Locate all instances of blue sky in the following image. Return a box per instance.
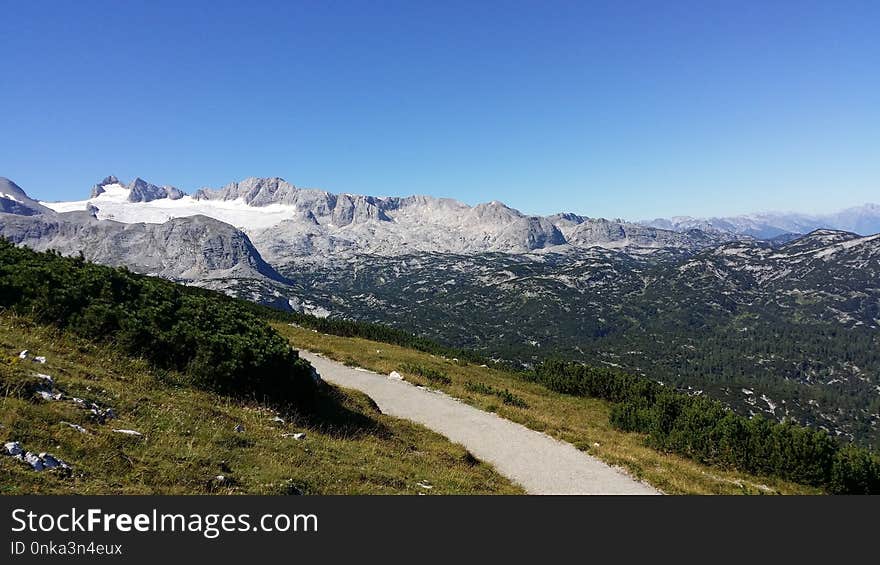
[1,1,877,219]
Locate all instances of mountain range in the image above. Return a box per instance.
[2,174,879,447]
[642,205,880,239]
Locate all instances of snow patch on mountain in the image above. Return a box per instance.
[41,176,721,264]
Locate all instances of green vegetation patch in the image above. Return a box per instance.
[0,316,522,494]
[400,363,452,385]
[464,382,528,409]
[529,360,880,494]
[0,240,315,406]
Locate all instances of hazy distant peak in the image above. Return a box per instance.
[642,204,880,238]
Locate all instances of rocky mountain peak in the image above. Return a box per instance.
[469,201,524,224]
[90,175,122,198]
[126,177,185,202]
[194,177,299,206]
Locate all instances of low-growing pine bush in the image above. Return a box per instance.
[532,357,880,493]
[0,239,316,406]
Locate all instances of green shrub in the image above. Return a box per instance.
[829,446,880,495]
[464,382,528,408]
[400,363,452,385]
[532,358,880,493]
[0,239,315,405]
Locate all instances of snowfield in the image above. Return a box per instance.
[43,182,299,231]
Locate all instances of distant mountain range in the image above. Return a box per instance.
[38,176,737,264]
[2,174,879,447]
[642,204,880,239]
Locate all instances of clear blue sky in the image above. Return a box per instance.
[1,0,877,219]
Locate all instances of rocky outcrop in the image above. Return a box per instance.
[127,177,184,202]
[90,176,121,198]
[563,217,717,249]
[0,211,286,283]
[194,177,303,205]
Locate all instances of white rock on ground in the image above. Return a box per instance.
[22,452,44,471]
[112,429,143,437]
[388,371,404,381]
[35,373,54,386]
[39,453,69,470]
[61,422,89,434]
[88,405,116,423]
[4,441,23,456]
[4,446,71,472]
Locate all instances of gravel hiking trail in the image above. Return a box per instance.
[301,351,659,495]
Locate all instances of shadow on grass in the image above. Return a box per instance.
[278,384,390,440]
[156,367,389,440]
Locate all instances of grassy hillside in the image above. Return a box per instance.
[0,241,315,405]
[273,322,822,495]
[0,315,521,494]
[0,242,519,494]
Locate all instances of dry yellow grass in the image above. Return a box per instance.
[0,315,522,495]
[274,322,821,495]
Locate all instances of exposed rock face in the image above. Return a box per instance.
[330,194,391,226]
[90,176,121,198]
[0,211,285,283]
[551,215,726,249]
[36,175,726,264]
[0,177,53,216]
[191,177,595,259]
[127,177,184,202]
[90,176,183,202]
[495,216,566,249]
[195,177,306,206]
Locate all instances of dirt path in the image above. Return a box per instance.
[302,352,659,495]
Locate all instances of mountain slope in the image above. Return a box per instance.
[274,230,880,447]
[0,177,53,216]
[1,178,296,308]
[0,211,286,283]
[0,315,519,494]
